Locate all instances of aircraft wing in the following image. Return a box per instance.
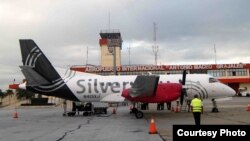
[128,75,159,98]
[100,93,125,103]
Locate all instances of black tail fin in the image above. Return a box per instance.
[19,39,61,85]
[19,39,79,101]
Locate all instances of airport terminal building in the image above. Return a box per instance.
[71,30,250,94]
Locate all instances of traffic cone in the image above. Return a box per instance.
[171,106,175,112]
[175,106,179,113]
[112,108,116,114]
[247,104,250,111]
[149,117,158,134]
[13,110,18,119]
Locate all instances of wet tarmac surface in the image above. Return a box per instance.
[0,96,249,141]
[144,96,250,141]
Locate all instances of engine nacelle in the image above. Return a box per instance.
[122,83,182,103]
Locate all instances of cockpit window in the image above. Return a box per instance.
[209,77,219,83]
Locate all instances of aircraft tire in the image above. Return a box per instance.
[131,108,138,114]
[212,107,219,113]
[135,111,144,119]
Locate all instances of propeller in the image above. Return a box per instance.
[180,70,187,105]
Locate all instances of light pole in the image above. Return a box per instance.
[113,46,117,75]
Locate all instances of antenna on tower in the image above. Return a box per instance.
[128,45,131,65]
[214,43,217,64]
[86,46,88,65]
[108,11,111,31]
[152,22,159,65]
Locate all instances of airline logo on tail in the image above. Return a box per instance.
[24,46,41,67]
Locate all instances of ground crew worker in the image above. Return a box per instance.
[186,99,191,112]
[75,101,82,115]
[190,94,203,125]
[166,102,171,110]
[63,99,67,116]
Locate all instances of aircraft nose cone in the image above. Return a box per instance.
[228,87,236,96]
[222,84,236,97]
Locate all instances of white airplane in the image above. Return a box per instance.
[11,39,236,118]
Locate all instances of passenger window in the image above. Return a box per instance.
[209,78,219,83]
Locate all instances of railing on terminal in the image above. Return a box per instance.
[100,29,120,34]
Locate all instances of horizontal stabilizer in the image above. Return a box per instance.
[20,66,50,86]
[129,75,159,98]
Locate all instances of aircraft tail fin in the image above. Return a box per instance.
[18,39,79,101]
[19,39,61,85]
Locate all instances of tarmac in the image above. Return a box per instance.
[143,96,250,141]
[0,96,249,141]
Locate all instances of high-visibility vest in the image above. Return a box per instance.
[191,98,202,112]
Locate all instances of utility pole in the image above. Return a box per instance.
[214,43,217,64]
[108,11,111,31]
[113,46,117,75]
[86,46,88,65]
[152,22,159,65]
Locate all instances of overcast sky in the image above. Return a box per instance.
[1,0,250,91]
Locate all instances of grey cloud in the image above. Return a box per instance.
[1,0,250,90]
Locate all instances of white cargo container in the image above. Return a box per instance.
[92,102,109,114]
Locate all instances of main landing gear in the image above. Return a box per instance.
[130,103,145,119]
[130,107,144,119]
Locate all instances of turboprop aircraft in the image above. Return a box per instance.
[10,39,236,118]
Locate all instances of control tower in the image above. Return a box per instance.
[99,29,122,67]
